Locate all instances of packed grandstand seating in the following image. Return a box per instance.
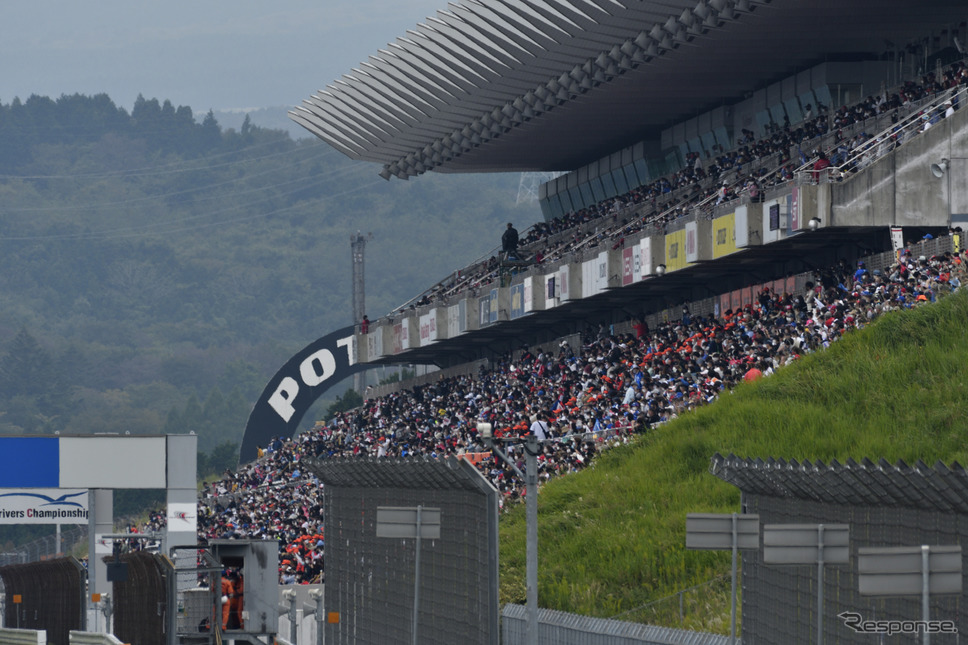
[125,58,968,584]
[183,238,967,584]
[395,59,968,313]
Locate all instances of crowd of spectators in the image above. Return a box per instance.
[189,237,967,584]
[396,60,967,313]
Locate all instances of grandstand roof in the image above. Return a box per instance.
[291,0,967,180]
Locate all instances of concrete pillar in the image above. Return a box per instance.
[165,434,198,555]
[87,488,113,632]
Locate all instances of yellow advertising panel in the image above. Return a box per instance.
[664,229,690,272]
[712,212,738,259]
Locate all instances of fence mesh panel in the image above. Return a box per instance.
[0,556,85,643]
[309,456,499,645]
[742,496,966,644]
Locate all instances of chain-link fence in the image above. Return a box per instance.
[0,525,87,567]
[172,547,221,645]
[609,575,733,634]
[0,556,86,641]
[110,550,172,645]
[308,456,500,645]
[742,496,966,645]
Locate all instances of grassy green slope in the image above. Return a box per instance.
[499,289,968,632]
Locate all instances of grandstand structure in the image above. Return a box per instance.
[291,0,967,369]
[261,1,968,642]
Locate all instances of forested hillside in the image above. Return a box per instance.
[0,93,533,470]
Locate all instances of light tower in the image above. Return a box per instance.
[350,231,372,394]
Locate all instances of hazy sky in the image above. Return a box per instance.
[4,0,446,114]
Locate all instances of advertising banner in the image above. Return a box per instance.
[510,283,525,319]
[478,294,491,327]
[0,489,88,524]
[640,237,653,279]
[419,312,437,346]
[712,212,738,259]
[622,247,634,286]
[685,221,698,263]
[241,325,364,463]
[596,251,609,292]
[447,304,461,338]
[735,205,749,248]
[366,329,383,361]
[558,265,571,301]
[545,274,557,308]
[665,229,689,272]
[582,257,598,298]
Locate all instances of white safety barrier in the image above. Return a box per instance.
[0,628,46,645]
[68,632,124,645]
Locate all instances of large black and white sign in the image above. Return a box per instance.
[240,326,366,463]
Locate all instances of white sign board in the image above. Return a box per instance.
[0,489,89,524]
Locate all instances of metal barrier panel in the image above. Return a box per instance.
[501,604,732,645]
[310,457,499,645]
[0,557,85,642]
[170,546,220,645]
[110,551,171,645]
[742,496,967,644]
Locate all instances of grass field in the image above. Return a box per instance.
[498,288,968,632]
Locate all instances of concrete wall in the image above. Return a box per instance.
[831,101,968,228]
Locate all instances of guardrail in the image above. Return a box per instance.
[68,632,124,645]
[0,628,46,645]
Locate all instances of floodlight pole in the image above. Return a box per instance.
[922,545,930,645]
[413,505,424,645]
[817,524,825,645]
[524,435,539,645]
[480,424,539,645]
[730,514,738,645]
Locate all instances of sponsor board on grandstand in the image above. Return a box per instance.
[558,265,572,301]
[665,229,690,272]
[735,205,750,248]
[582,257,598,298]
[478,294,491,327]
[597,251,610,291]
[685,222,699,263]
[510,283,525,319]
[0,489,88,524]
[419,311,438,346]
[640,237,654,278]
[447,303,463,337]
[366,327,383,361]
[393,319,411,354]
[712,212,738,259]
[545,273,558,308]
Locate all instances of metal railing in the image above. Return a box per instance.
[795,85,967,185]
[502,604,732,645]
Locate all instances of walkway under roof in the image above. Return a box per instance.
[290,0,968,180]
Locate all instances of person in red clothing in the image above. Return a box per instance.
[812,151,831,181]
[360,315,369,334]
